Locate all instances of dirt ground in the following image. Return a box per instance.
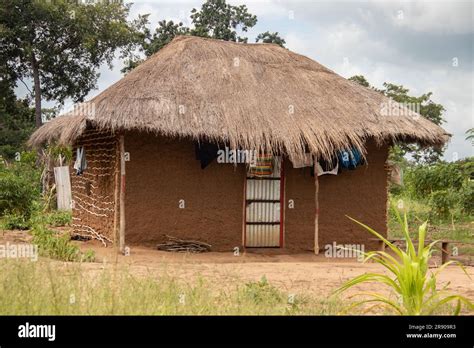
[2,230,473,302]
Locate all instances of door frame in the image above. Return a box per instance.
[242,159,285,248]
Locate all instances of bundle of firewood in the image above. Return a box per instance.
[157,235,211,253]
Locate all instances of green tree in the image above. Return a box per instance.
[348,75,370,88]
[190,0,257,42]
[0,76,35,160]
[124,0,285,72]
[255,31,286,47]
[121,20,188,74]
[0,0,147,128]
[350,75,445,164]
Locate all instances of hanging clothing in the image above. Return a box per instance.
[249,154,273,177]
[195,142,219,169]
[73,146,87,175]
[291,153,313,169]
[316,157,339,176]
[338,147,363,170]
[272,156,282,176]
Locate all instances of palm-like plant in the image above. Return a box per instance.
[334,211,473,315]
[466,128,474,145]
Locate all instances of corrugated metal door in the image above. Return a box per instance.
[245,157,283,247]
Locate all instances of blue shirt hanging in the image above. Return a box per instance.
[338,147,363,170]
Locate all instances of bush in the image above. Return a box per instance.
[1,213,31,230]
[31,224,95,262]
[428,189,460,220]
[38,210,72,227]
[0,152,41,227]
[459,181,474,215]
[398,158,474,222]
[404,162,464,198]
[243,276,283,305]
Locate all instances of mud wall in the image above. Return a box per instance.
[284,140,389,252]
[124,133,245,251]
[283,161,316,251]
[318,140,389,251]
[71,129,118,245]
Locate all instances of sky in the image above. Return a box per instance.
[21,0,474,160]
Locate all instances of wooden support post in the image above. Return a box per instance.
[314,157,319,254]
[441,241,450,265]
[113,137,120,248]
[119,135,126,253]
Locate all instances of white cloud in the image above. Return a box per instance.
[374,0,473,34]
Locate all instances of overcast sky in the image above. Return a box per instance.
[29,0,474,160]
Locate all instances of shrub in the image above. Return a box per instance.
[1,213,31,230]
[0,152,41,227]
[334,212,473,315]
[41,210,72,227]
[243,276,283,305]
[398,158,474,222]
[405,162,464,198]
[31,224,95,262]
[428,189,460,220]
[459,181,474,215]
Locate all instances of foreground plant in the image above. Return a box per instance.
[334,212,473,315]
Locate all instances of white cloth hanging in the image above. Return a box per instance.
[73,147,87,175]
[316,162,338,176]
[291,153,313,168]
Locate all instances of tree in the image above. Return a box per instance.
[190,0,257,42]
[121,20,188,74]
[0,78,34,160]
[0,0,147,128]
[124,0,285,72]
[349,75,446,164]
[255,31,286,47]
[348,75,370,88]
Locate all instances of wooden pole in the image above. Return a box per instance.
[314,157,319,254]
[119,135,126,253]
[113,136,120,250]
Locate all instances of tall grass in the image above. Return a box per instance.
[0,260,344,315]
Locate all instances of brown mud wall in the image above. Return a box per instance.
[124,133,245,251]
[285,140,389,252]
[283,160,316,251]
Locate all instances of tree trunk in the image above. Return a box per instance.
[31,54,42,128]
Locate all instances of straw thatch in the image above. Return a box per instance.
[29,35,448,161]
[28,114,88,147]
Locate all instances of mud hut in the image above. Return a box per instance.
[29,35,448,253]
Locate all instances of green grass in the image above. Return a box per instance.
[1,209,72,230]
[0,259,345,315]
[31,224,95,262]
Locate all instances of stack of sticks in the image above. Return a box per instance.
[157,235,212,253]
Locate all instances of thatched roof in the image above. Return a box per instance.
[29,35,448,161]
